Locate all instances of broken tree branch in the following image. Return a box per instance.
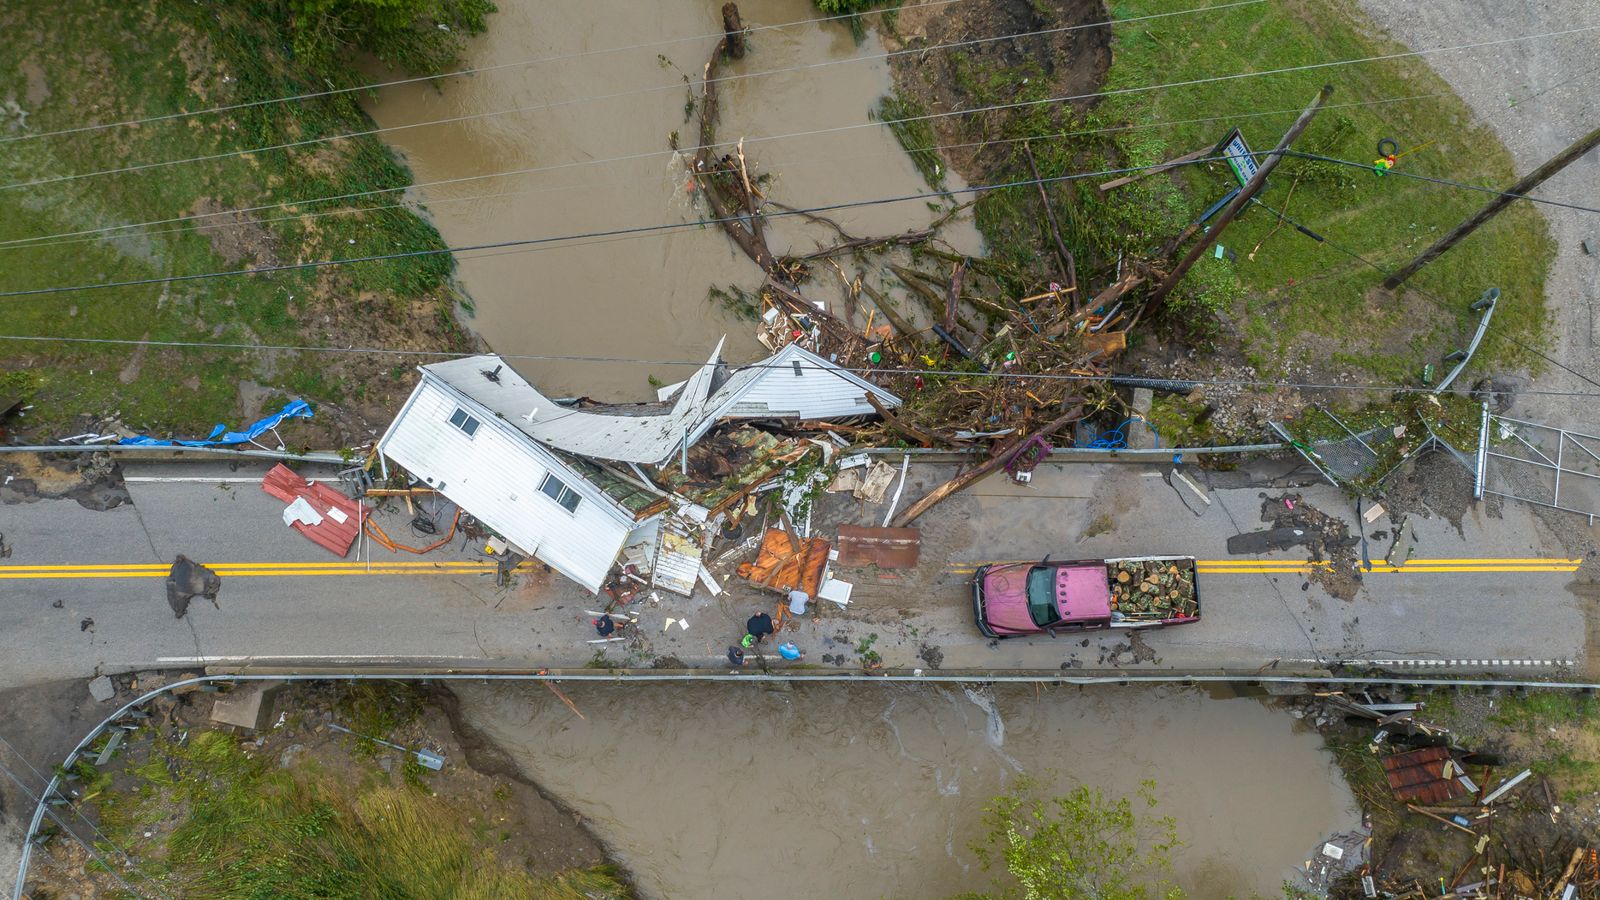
[1023,141,1076,296]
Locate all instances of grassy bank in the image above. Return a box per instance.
[50,682,630,899]
[0,1,489,444]
[883,0,1552,395]
[1098,0,1551,381]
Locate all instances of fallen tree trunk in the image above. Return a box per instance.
[891,403,1084,527]
[690,8,775,271]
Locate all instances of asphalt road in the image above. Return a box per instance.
[0,457,1588,689]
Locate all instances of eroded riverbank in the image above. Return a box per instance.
[452,681,1360,898]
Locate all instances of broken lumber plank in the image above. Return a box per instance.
[1097,146,1210,192]
[1405,804,1476,836]
[891,403,1083,527]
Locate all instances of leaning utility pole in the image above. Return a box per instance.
[1383,123,1600,289]
[1147,85,1334,308]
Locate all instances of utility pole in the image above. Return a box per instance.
[1147,85,1334,308]
[1383,123,1600,289]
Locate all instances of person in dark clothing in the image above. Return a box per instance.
[745,612,774,645]
[727,646,746,667]
[594,614,625,638]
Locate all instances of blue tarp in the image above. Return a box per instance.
[119,399,313,448]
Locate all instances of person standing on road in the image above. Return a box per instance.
[778,642,803,661]
[744,611,774,646]
[786,589,809,616]
[594,614,625,638]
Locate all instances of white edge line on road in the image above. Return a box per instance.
[155,654,488,663]
[123,476,342,483]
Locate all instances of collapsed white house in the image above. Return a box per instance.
[377,341,901,592]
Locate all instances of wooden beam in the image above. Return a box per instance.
[1097,145,1211,192]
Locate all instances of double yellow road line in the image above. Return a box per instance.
[1,558,1581,581]
[0,560,509,580]
[946,558,1581,576]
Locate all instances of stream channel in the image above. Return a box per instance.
[367,2,1359,895]
[363,0,981,399]
[455,682,1359,898]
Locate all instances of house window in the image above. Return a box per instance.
[539,473,582,513]
[448,407,480,437]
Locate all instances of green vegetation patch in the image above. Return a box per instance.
[0,0,488,439]
[95,725,626,899]
[1099,0,1552,378]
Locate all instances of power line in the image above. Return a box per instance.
[7,332,1595,397]
[0,88,1457,254]
[9,15,1597,244]
[0,1,1265,193]
[1,157,1199,296]
[0,0,977,145]
[1280,150,1600,215]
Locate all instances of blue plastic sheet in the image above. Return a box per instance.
[119,400,313,448]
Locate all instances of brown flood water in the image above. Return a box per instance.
[364,0,981,398]
[454,683,1359,898]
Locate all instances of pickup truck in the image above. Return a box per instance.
[972,556,1200,638]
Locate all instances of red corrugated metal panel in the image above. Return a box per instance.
[1381,746,1469,804]
[260,464,369,557]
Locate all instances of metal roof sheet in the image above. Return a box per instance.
[420,340,727,465]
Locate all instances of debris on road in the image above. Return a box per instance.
[166,554,221,619]
[260,463,368,557]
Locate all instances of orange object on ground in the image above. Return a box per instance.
[260,464,370,557]
[736,528,830,596]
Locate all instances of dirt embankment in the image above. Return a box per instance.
[883,0,1112,183]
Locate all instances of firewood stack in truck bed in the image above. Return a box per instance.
[1109,559,1197,619]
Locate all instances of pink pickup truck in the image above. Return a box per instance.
[972,556,1201,638]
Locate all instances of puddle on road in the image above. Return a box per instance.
[454,682,1358,898]
[363,0,980,399]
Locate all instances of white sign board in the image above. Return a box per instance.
[1221,129,1258,187]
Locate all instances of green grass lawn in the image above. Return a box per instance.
[0,1,469,440]
[1099,0,1552,380]
[91,727,628,899]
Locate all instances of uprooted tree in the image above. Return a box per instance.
[954,778,1186,900]
[678,6,1109,470]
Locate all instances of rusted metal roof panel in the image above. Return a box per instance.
[835,525,921,568]
[737,528,830,596]
[1381,746,1469,804]
[260,464,369,557]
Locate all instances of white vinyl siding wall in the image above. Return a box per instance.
[377,377,633,593]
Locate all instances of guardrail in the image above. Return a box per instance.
[15,669,1600,897]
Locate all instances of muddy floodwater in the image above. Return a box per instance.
[455,683,1359,897]
[365,0,980,397]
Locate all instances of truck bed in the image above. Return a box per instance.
[1105,556,1200,626]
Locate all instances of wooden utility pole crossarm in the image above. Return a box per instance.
[1146,85,1334,308]
[1383,123,1600,289]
